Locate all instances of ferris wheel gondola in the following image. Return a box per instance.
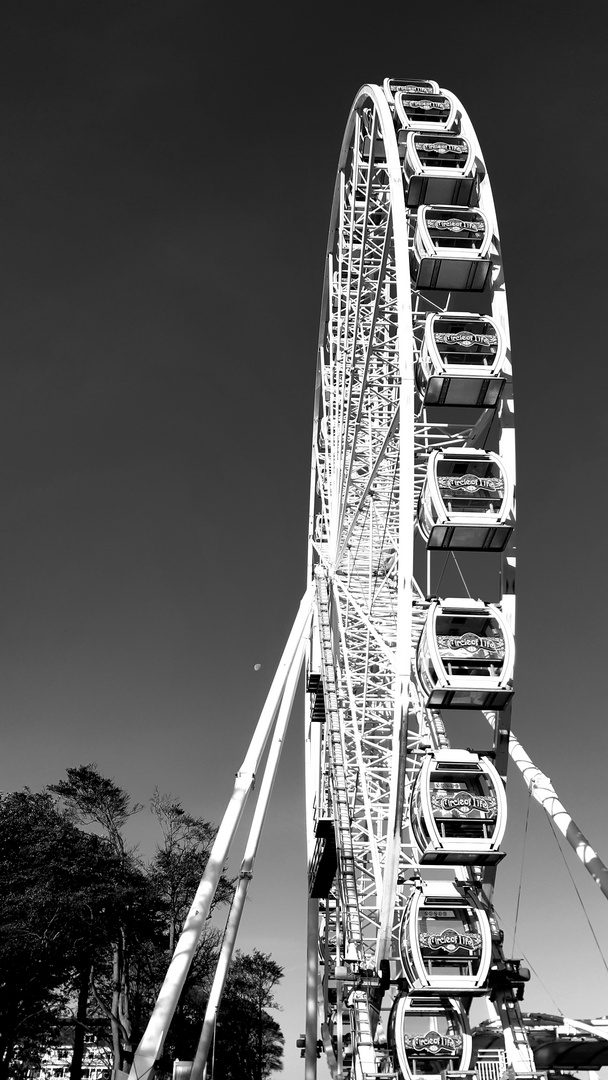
[409,748,507,867]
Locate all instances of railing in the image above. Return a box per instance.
[476,1048,507,1080]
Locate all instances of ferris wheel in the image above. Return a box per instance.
[304,77,527,1080]
[126,79,608,1080]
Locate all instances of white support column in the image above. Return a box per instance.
[315,570,377,1078]
[490,718,608,901]
[305,898,319,1080]
[128,586,315,1080]
[190,637,307,1080]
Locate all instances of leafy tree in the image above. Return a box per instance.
[49,765,154,1073]
[49,763,141,857]
[47,772,234,1073]
[149,791,233,953]
[0,792,122,1080]
[1,772,284,1080]
[213,950,284,1080]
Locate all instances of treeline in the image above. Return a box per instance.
[0,766,284,1080]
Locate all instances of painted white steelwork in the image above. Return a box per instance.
[305,77,530,1080]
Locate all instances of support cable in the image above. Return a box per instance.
[511,788,532,955]
[546,814,608,980]
[451,552,472,599]
[496,912,564,1016]
[434,552,451,597]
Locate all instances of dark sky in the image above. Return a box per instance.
[1,1,608,1074]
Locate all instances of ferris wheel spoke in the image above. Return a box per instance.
[337,229,394,542]
[333,574,397,670]
[336,187,396,548]
[334,607,387,895]
[337,408,400,567]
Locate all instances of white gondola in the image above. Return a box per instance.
[383,77,441,103]
[400,880,491,994]
[410,749,507,866]
[388,993,472,1080]
[416,599,514,709]
[418,449,513,552]
[418,312,505,408]
[412,206,492,292]
[403,132,477,208]
[394,88,458,133]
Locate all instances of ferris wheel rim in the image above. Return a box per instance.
[311,82,415,588]
[316,82,413,375]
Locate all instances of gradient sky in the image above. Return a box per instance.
[1,2,608,1076]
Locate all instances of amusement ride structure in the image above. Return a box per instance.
[127,80,608,1080]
